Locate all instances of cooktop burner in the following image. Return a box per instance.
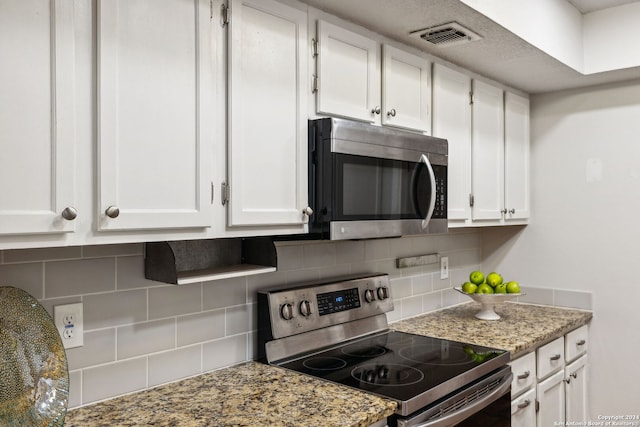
[279,330,507,409]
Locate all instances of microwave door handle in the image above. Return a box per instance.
[420,154,437,229]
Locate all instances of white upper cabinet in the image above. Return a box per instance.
[226,0,308,229]
[504,92,531,221]
[316,20,380,124]
[0,0,77,235]
[97,0,214,231]
[471,80,505,221]
[315,21,430,133]
[432,63,472,222]
[382,44,431,133]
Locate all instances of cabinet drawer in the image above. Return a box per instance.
[509,352,536,398]
[537,336,565,379]
[565,324,589,363]
[511,388,536,427]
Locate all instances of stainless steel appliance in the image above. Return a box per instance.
[308,118,448,240]
[257,273,512,427]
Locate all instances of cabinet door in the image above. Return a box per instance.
[97,0,214,231]
[227,0,308,227]
[381,44,430,133]
[316,20,380,123]
[432,64,472,222]
[565,355,589,424]
[504,92,530,221]
[511,388,536,427]
[0,0,76,235]
[471,80,504,221]
[537,370,565,427]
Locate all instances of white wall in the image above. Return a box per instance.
[483,79,640,417]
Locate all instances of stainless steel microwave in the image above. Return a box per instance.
[308,118,448,240]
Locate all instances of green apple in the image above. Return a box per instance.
[461,282,478,294]
[469,271,485,285]
[486,272,503,287]
[506,281,521,294]
[494,283,507,294]
[477,283,494,294]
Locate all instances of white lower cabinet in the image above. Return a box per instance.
[565,355,589,424]
[537,369,566,427]
[508,325,589,427]
[511,388,536,427]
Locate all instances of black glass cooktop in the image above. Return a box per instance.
[278,330,509,414]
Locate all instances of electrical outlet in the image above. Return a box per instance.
[440,256,449,279]
[54,302,84,349]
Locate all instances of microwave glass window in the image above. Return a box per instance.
[335,154,431,220]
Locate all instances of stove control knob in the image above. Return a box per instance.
[364,288,376,303]
[377,286,389,300]
[299,300,312,317]
[280,303,294,320]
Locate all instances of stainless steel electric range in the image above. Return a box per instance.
[257,273,512,427]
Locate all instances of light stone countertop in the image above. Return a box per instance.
[391,301,593,360]
[64,361,397,427]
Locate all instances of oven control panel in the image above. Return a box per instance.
[259,273,393,339]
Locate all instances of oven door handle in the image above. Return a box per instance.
[419,154,436,230]
[411,372,512,427]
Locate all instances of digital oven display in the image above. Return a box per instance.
[316,288,361,316]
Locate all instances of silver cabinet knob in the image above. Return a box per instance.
[371,106,381,115]
[509,208,516,214]
[387,108,397,117]
[501,208,508,214]
[61,207,78,221]
[105,206,120,218]
[302,206,313,216]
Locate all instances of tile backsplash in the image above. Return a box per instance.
[0,231,591,408]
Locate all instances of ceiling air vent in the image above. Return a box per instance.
[410,22,482,48]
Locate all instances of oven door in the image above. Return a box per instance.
[392,366,512,427]
[327,140,446,240]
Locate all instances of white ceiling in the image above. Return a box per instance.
[299,0,640,94]
[568,0,638,13]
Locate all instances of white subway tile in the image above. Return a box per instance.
[334,240,366,263]
[4,246,81,263]
[117,318,175,360]
[0,262,43,298]
[117,255,164,290]
[412,274,433,295]
[202,277,246,310]
[66,328,116,370]
[364,239,391,261]
[83,289,147,330]
[226,305,251,336]
[45,258,115,298]
[423,291,443,313]
[148,345,202,387]
[303,242,336,268]
[67,370,82,409]
[177,309,225,347]
[401,296,423,318]
[203,335,247,371]
[149,283,202,319]
[82,358,147,404]
[442,288,462,307]
[390,277,412,299]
